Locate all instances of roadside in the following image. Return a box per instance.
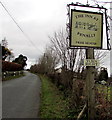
[2,71,25,81]
[39,74,69,118]
[3,74,25,81]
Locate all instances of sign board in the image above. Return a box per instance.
[70,10,103,48]
[84,59,99,66]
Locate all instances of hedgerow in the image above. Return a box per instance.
[1,60,22,72]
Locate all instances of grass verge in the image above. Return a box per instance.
[3,74,25,81]
[39,74,69,118]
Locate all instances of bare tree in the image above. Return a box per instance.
[36,46,59,74]
[94,50,109,66]
[49,29,83,73]
[48,29,86,90]
[49,30,68,69]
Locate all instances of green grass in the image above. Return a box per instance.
[3,74,25,81]
[39,75,69,118]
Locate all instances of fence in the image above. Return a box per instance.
[2,71,24,80]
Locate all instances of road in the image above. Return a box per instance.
[2,71,41,118]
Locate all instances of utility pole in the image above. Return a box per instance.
[86,48,95,120]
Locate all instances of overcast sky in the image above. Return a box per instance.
[0,0,111,71]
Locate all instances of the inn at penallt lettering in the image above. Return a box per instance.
[75,14,98,46]
[71,10,103,48]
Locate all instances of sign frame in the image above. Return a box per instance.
[70,10,103,49]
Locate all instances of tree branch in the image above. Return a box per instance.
[77,104,87,120]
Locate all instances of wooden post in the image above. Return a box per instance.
[86,48,95,120]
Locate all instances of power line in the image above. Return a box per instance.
[0,1,43,54]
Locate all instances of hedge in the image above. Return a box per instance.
[1,60,23,72]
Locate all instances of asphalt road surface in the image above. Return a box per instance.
[2,71,41,118]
